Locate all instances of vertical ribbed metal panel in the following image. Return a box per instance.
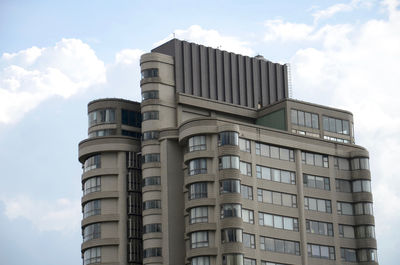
[208,48,217,100]
[276,64,284,100]
[175,41,184,93]
[283,64,288,99]
[200,46,209,98]
[252,59,260,106]
[238,55,246,106]
[216,50,224,101]
[223,51,231,103]
[260,60,269,107]
[192,44,201,96]
[268,61,277,104]
[183,42,192,94]
[245,56,253,108]
[231,53,239,105]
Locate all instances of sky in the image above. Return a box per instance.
[0,0,399,264]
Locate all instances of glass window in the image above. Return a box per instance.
[219,131,239,146]
[219,156,240,169]
[323,115,350,135]
[334,157,350,170]
[308,244,335,260]
[306,220,333,236]
[256,165,295,185]
[242,209,254,224]
[83,155,101,173]
[83,200,101,218]
[142,111,159,121]
[83,176,101,195]
[143,247,162,258]
[336,179,352,192]
[189,135,206,152]
[191,231,209,248]
[142,90,159,100]
[241,185,253,200]
[88,129,117,138]
[355,225,376,239]
[337,202,354,215]
[88,109,115,127]
[304,197,331,213]
[221,228,242,243]
[258,188,296,208]
[242,233,255,249]
[292,109,319,129]
[83,247,101,265]
[83,223,101,242]
[190,207,208,224]
[240,161,252,176]
[143,200,161,210]
[244,258,256,265]
[142,130,159,140]
[222,254,244,265]
[239,138,251,152]
[341,248,357,262]
[339,224,355,238]
[304,174,330,190]
[255,143,294,161]
[221,204,242,219]
[142,153,160,163]
[302,152,328,167]
[141,68,158,79]
[259,212,298,231]
[220,179,241,194]
[189,183,208,200]
[121,109,142,127]
[192,257,210,265]
[260,236,300,255]
[143,176,161,187]
[143,223,162,234]
[189,158,207,175]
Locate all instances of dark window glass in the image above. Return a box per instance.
[143,176,161,186]
[122,109,142,127]
[143,247,162,258]
[189,159,207,175]
[142,90,159,100]
[219,131,239,146]
[142,153,160,163]
[141,68,158,79]
[143,223,161,234]
[142,131,159,140]
[142,111,159,121]
[189,183,208,200]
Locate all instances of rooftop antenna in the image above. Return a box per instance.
[173,32,176,39]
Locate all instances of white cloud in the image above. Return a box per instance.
[264,19,314,42]
[0,38,106,124]
[115,49,144,65]
[155,25,254,56]
[289,0,400,257]
[0,195,81,233]
[311,0,375,23]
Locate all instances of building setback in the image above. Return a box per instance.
[78,39,378,265]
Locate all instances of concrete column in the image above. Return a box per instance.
[295,149,308,265]
[118,151,128,265]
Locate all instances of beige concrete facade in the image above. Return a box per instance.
[78,41,378,265]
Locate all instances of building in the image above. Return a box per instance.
[78,39,378,265]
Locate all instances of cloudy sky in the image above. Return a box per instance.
[0,0,399,264]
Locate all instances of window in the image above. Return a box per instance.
[191,231,208,248]
[83,177,101,195]
[128,170,141,191]
[357,249,378,262]
[351,157,370,170]
[240,161,252,176]
[88,129,116,138]
[121,109,142,127]
[219,131,239,146]
[255,143,294,161]
[190,207,208,224]
[189,135,206,152]
[222,254,243,265]
[143,176,161,187]
[83,155,101,172]
[143,247,162,258]
[334,157,350,170]
[354,202,373,215]
[142,90,159,100]
[291,109,319,129]
[304,197,332,213]
[324,135,350,143]
[260,236,300,255]
[303,174,330,190]
[323,116,350,135]
[341,248,357,262]
[261,262,287,265]
[141,68,158,79]
[192,256,210,265]
[128,218,142,239]
[128,193,141,215]
[239,138,251,152]
[142,153,160,163]
[241,185,253,200]
[83,200,101,218]
[83,223,101,242]
[221,203,241,218]
[243,233,256,248]
[242,209,254,224]
[352,180,372,192]
[219,156,240,169]
[220,179,240,194]
[308,244,335,260]
[143,223,161,234]
[142,131,159,140]
[257,188,297,208]
[256,165,296,184]
[336,179,352,192]
[121,130,141,138]
[259,212,299,231]
[244,258,256,265]
[189,159,207,175]
[306,220,333,236]
[143,200,161,210]
[355,225,376,239]
[88,109,115,127]
[189,183,207,200]
[221,228,242,243]
[339,224,355,238]
[83,247,101,265]
[301,152,328,167]
[142,111,159,121]
[337,202,354,215]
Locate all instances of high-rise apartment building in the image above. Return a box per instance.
[78,39,378,265]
